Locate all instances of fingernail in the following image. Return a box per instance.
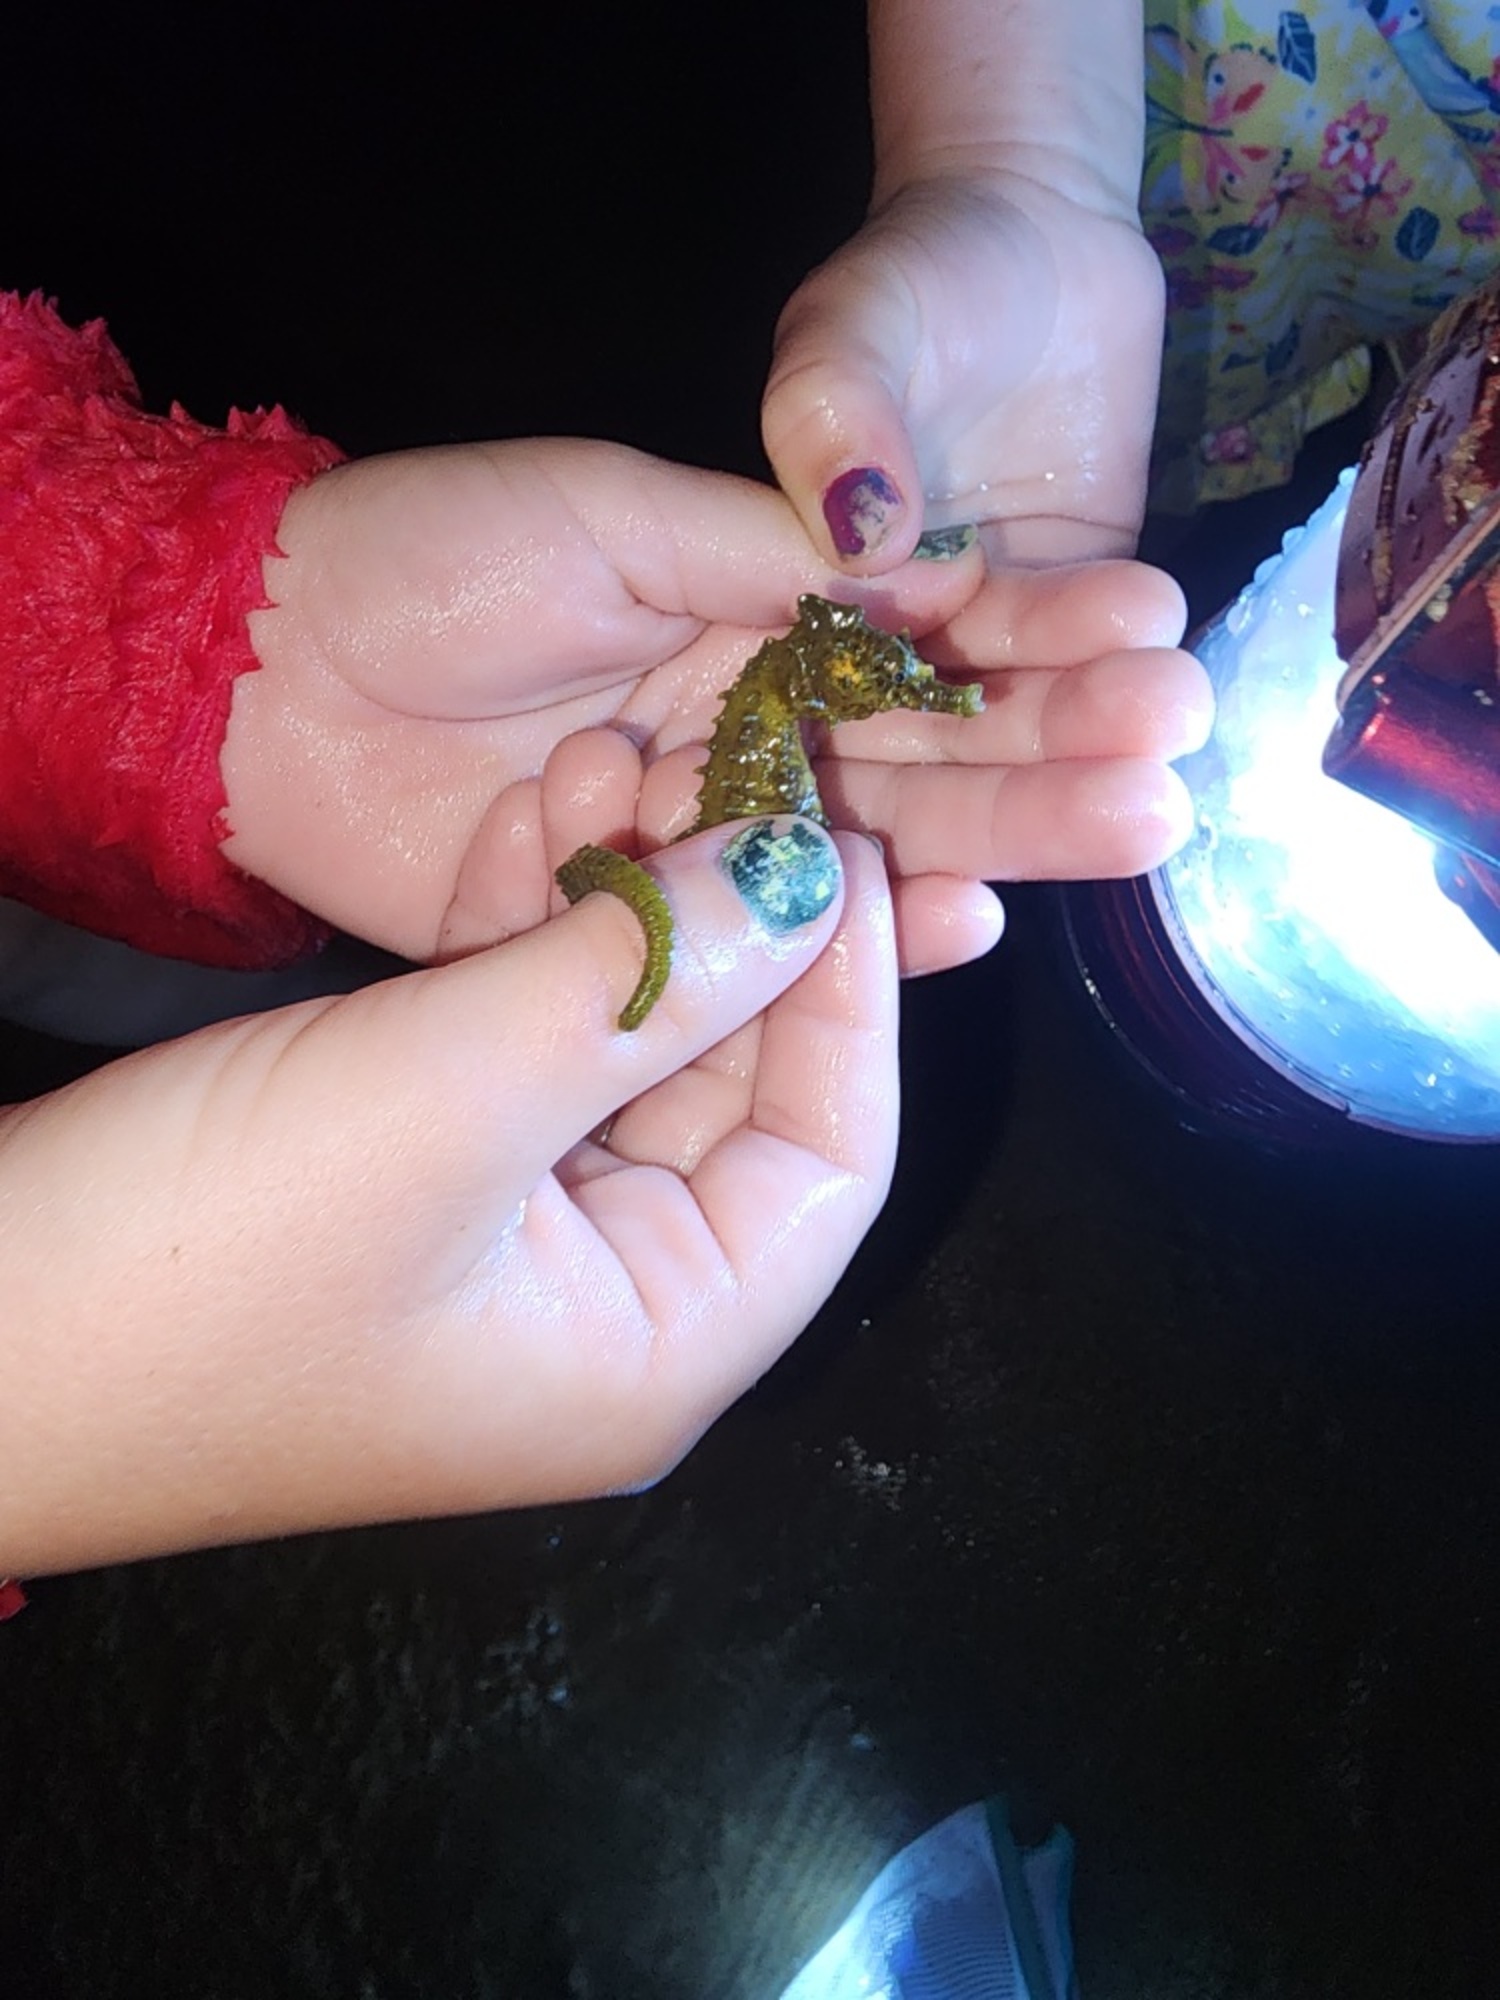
[822,467,903,559]
[722,818,840,933]
[913,523,978,562]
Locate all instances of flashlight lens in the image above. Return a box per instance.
[1152,472,1500,1143]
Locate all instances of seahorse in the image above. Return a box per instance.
[555,593,984,1028]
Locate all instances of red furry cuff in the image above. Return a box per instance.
[0,292,344,968]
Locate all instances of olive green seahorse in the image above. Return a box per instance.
[554,593,984,1029]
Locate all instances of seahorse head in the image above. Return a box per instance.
[790,595,983,721]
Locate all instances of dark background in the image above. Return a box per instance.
[5,9,1500,1997]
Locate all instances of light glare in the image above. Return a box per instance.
[1154,473,1500,1139]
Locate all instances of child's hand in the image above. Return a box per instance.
[761,169,1165,571]
[2,825,894,1573]
[223,438,1207,980]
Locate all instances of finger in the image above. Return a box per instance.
[827,645,1214,770]
[600,836,1007,984]
[890,874,1007,977]
[820,755,1196,882]
[591,1014,764,1180]
[762,282,927,571]
[437,729,646,960]
[538,726,649,868]
[434,775,546,958]
[632,639,1207,890]
[932,557,1190,667]
[636,743,712,848]
[569,445,979,626]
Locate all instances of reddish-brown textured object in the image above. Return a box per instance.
[0,1577,27,1621]
[1323,668,1500,866]
[1329,276,1500,923]
[1334,284,1500,692]
[0,292,343,967]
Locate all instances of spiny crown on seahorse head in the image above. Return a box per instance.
[768,593,982,721]
[691,594,985,829]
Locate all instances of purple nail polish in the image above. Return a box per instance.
[822,467,903,558]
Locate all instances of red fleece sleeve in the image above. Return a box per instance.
[0,291,344,968]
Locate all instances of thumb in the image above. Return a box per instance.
[400,816,852,1192]
[762,264,927,575]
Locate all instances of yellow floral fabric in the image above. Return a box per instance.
[1144,1,1500,509]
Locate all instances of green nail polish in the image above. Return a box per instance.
[913,523,978,562]
[722,818,839,934]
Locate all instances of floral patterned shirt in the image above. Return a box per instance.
[1145,0,1500,508]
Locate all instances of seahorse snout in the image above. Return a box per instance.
[896,672,985,718]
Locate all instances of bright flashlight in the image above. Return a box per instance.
[1149,469,1500,1142]
[1067,274,1500,1147]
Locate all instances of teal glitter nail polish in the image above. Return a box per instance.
[722,819,839,933]
[913,523,978,561]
